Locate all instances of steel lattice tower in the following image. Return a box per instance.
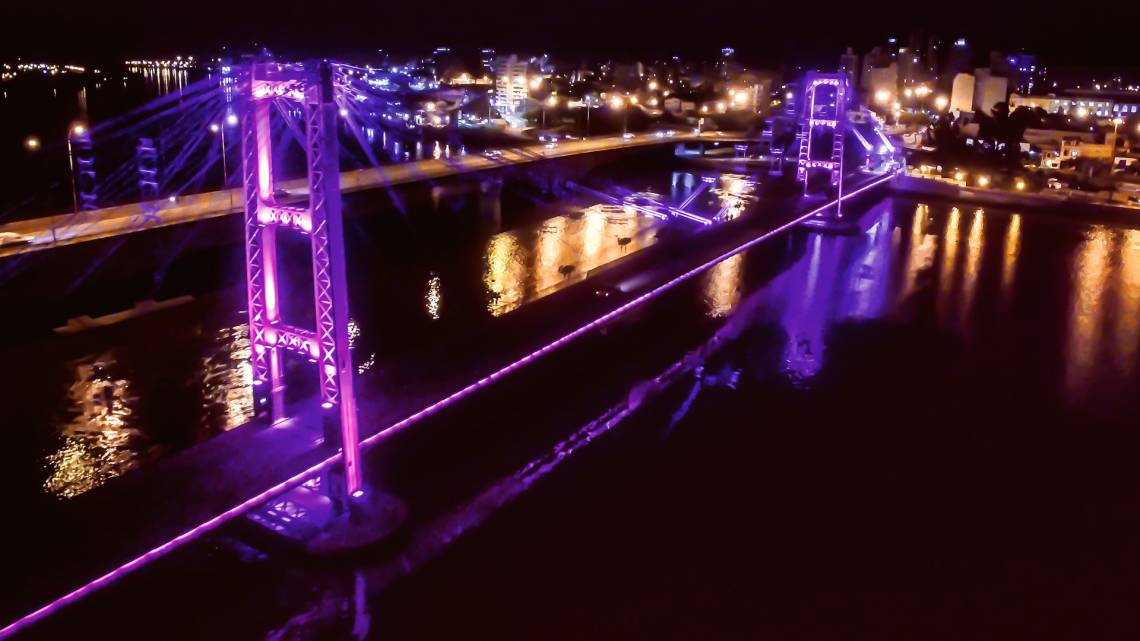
[241,61,363,493]
[795,73,849,191]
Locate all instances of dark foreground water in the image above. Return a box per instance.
[355,197,1140,640]
[15,193,1140,640]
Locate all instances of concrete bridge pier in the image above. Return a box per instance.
[541,170,567,198]
[479,175,503,231]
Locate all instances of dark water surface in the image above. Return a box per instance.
[13,191,1140,640]
[353,197,1140,640]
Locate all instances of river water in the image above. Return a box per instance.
[10,179,1140,639]
[338,195,1140,640]
[0,153,762,506]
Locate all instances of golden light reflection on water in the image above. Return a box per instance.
[484,232,527,316]
[958,209,985,329]
[710,174,756,221]
[1001,214,1021,301]
[200,324,254,433]
[130,66,189,95]
[425,275,443,320]
[44,355,143,499]
[703,252,745,317]
[1065,226,1111,402]
[1114,230,1140,379]
[937,207,962,325]
[899,204,936,304]
[483,204,659,316]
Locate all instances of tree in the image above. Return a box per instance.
[976,103,1043,165]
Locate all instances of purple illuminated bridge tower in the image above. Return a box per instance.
[796,71,854,230]
[241,62,363,493]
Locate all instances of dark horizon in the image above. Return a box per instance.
[1,0,1137,71]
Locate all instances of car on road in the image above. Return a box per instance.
[594,284,621,298]
[1047,178,1063,190]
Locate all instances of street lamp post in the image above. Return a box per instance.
[66,125,85,214]
[610,95,626,136]
[543,95,556,129]
[24,135,57,242]
[209,123,228,185]
[585,96,594,137]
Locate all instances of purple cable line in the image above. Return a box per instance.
[0,169,895,640]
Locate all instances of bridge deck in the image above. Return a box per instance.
[0,132,755,260]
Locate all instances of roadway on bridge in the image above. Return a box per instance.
[0,132,734,260]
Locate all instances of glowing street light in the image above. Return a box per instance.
[874,89,891,104]
[648,80,658,91]
[1075,106,1088,118]
[209,122,229,184]
[934,95,949,111]
[225,113,239,127]
[977,175,990,187]
[66,123,89,213]
[1015,178,1026,191]
[24,136,40,151]
[583,95,597,136]
[542,95,557,128]
[609,96,630,135]
[529,76,542,90]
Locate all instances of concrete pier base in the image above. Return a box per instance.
[245,480,407,556]
[799,213,860,235]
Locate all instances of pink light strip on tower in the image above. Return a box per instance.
[0,170,896,641]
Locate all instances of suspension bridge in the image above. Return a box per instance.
[0,63,900,640]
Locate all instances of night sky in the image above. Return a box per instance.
[1,0,1136,69]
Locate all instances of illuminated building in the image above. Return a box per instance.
[494,54,530,127]
[897,46,924,85]
[950,72,975,113]
[991,51,1041,94]
[865,65,898,108]
[1009,90,1140,118]
[480,48,495,76]
[972,68,1008,114]
[1008,93,1067,113]
[840,47,860,88]
[945,38,973,81]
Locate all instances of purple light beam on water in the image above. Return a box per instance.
[0,170,895,640]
